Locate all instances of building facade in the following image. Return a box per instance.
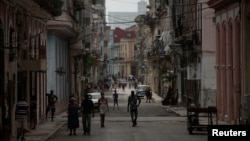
[0,0,55,139]
[208,0,242,124]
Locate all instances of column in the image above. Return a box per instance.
[215,25,222,119]
[220,23,227,121]
[233,17,241,123]
[226,21,233,123]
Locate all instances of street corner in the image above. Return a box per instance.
[151,97,163,104]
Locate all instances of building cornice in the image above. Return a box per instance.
[207,0,239,10]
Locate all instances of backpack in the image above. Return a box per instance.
[129,96,137,110]
[113,92,118,99]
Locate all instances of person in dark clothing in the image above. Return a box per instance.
[46,90,58,121]
[67,98,79,136]
[127,90,141,127]
[69,93,75,102]
[146,90,151,103]
[81,94,94,135]
[113,90,119,110]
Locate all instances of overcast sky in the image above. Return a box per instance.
[105,0,148,13]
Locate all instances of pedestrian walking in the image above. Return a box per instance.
[122,83,125,91]
[98,92,109,127]
[69,93,75,102]
[46,90,58,121]
[67,97,79,136]
[113,89,119,110]
[146,90,152,103]
[16,96,29,141]
[127,90,141,127]
[81,94,95,135]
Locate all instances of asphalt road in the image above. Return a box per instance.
[48,89,207,141]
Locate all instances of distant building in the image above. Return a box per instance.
[138,0,147,14]
[107,0,147,29]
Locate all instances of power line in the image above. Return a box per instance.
[17,3,211,26]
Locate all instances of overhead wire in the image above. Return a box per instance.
[105,2,209,24]
[17,3,211,26]
[106,4,210,25]
[107,0,139,4]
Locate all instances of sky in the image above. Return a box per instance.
[105,0,147,13]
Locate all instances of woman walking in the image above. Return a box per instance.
[67,98,79,135]
[98,92,109,127]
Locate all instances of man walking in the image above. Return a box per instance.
[81,94,95,135]
[16,97,29,141]
[46,90,58,121]
[127,90,141,127]
[113,89,119,110]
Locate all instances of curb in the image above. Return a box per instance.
[164,106,187,117]
[41,122,67,141]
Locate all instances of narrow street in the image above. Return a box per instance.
[48,88,207,141]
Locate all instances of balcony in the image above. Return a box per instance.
[32,0,63,16]
[74,0,85,11]
[47,23,78,39]
[146,38,170,60]
[147,47,167,60]
[21,59,46,71]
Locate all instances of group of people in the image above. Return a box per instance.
[67,89,142,135]
[16,88,142,138]
[66,91,109,136]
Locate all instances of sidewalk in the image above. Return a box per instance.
[18,112,68,141]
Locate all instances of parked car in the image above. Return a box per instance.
[135,85,152,98]
[87,92,101,112]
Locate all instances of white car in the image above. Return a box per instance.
[87,92,101,111]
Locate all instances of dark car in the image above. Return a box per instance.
[135,85,151,98]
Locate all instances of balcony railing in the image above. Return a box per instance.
[147,48,166,59]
